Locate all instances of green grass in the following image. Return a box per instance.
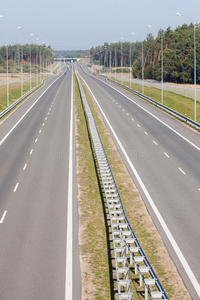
[0,74,48,113]
[113,78,200,124]
[74,75,111,299]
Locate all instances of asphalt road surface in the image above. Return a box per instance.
[0,68,81,300]
[77,64,200,299]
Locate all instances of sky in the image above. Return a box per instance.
[0,0,200,51]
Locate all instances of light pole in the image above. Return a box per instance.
[113,41,117,82]
[121,37,123,84]
[109,45,111,79]
[40,46,42,83]
[130,32,134,88]
[99,51,101,73]
[6,43,9,106]
[36,38,39,85]
[103,47,106,73]
[175,12,196,121]
[142,41,144,95]
[30,33,34,90]
[17,26,23,97]
[148,25,164,104]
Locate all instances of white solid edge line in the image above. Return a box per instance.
[65,70,73,300]
[0,75,62,147]
[80,72,200,297]
[0,211,7,224]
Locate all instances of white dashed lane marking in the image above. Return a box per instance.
[0,211,7,224]
[23,164,27,170]
[13,183,19,192]
[179,168,186,175]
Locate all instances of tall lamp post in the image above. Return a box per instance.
[36,37,39,85]
[113,41,117,81]
[99,51,101,73]
[148,25,164,105]
[109,45,111,79]
[175,12,196,122]
[142,41,144,95]
[30,33,34,90]
[6,42,9,106]
[130,32,134,88]
[17,26,23,97]
[120,37,124,84]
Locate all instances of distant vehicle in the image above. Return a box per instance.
[67,65,69,69]
[55,73,59,75]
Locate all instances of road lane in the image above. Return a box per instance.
[0,70,81,299]
[78,64,200,299]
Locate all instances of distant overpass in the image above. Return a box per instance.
[54,55,81,62]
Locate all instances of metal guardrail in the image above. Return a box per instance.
[76,71,169,300]
[106,78,200,130]
[0,76,52,119]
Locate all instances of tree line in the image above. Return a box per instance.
[54,50,89,58]
[90,23,200,84]
[0,44,54,73]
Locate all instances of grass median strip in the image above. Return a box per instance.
[74,75,111,299]
[75,74,191,299]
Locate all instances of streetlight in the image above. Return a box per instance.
[142,40,144,95]
[43,42,47,78]
[148,25,164,105]
[30,33,34,90]
[108,44,111,79]
[6,42,9,106]
[120,37,124,84]
[113,41,117,81]
[130,32,134,88]
[103,46,107,77]
[17,26,23,97]
[98,51,101,73]
[175,12,196,121]
[36,38,39,85]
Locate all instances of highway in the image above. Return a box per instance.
[0,69,81,299]
[77,64,200,299]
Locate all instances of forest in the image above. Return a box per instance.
[0,44,54,73]
[90,23,200,84]
[54,49,89,59]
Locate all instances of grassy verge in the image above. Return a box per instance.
[112,78,200,124]
[76,74,191,299]
[74,75,111,299]
[0,75,48,113]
